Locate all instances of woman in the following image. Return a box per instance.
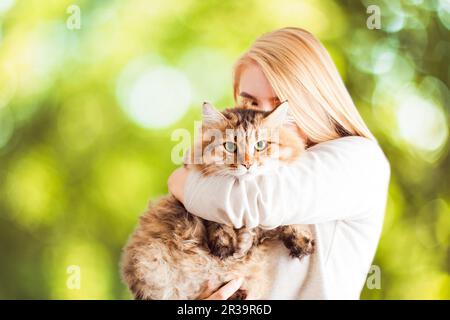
[168,27,390,299]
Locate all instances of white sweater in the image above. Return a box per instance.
[183,136,390,299]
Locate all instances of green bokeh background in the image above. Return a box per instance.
[0,0,449,299]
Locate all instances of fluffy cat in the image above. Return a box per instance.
[120,101,315,300]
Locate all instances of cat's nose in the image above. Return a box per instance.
[242,162,252,169]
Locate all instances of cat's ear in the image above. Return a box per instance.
[202,102,227,125]
[262,100,290,127]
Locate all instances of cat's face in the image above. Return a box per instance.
[189,102,304,178]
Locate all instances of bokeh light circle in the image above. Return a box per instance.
[117,64,191,129]
[0,0,15,14]
[395,88,448,152]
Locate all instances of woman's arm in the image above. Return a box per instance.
[169,136,390,229]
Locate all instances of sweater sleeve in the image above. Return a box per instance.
[183,136,390,229]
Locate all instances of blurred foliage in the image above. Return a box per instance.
[0,0,449,299]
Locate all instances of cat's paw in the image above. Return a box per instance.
[228,289,248,300]
[207,233,236,259]
[282,232,315,260]
[209,242,235,259]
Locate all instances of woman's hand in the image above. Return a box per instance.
[168,167,190,203]
[197,278,244,300]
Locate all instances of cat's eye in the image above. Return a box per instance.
[254,140,267,151]
[223,141,237,153]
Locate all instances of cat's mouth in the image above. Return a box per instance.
[231,164,259,178]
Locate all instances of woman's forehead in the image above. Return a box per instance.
[238,63,276,100]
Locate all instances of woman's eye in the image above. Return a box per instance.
[223,141,237,153]
[254,140,267,151]
[241,98,258,107]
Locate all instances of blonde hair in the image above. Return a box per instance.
[233,27,374,144]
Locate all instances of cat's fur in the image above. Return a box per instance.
[120,102,315,300]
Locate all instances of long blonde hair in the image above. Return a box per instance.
[233,27,374,144]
